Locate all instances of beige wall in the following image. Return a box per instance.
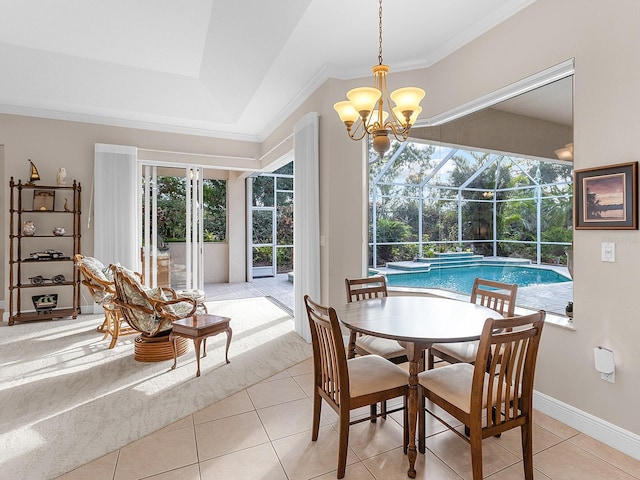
[412,108,573,160]
[1,0,638,441]
[1,114,259,307]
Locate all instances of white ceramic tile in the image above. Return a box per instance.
[272,425,359,480]
[113,425,197,480]
[426,428,520,480]
[195,410,270,461]
[199,443,288,480]
[257,397,327,440]
[569,434,640,478]
[193,390,255,424]
[363,447,462,480]
[246,376,307,409]
[56,451,118,480]
[535,441,638,480]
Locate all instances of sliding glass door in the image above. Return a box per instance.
[249,162,294,278]
[139,164,204,291]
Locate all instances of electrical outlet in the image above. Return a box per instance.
[601,371,615,383]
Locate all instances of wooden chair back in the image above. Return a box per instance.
[470,278,517,317]
[304,294,409,478]
[345,276,388,303]
[304,294,349,410]
[473,310,545,436]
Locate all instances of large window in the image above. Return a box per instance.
[369,141,573,267]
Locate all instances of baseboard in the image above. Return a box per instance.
[534,390,640,460]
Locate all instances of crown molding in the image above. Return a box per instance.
[0,102,262,143]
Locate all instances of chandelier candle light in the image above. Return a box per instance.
[334,0,425,157]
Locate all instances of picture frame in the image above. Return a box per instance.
[574,161,638,230]
[33,190,55,211]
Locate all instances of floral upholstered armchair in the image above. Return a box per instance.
[75,254,137,348]
[110,263,198,361]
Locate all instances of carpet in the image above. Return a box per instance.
[0,297,312,480]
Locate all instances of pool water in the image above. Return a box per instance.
[385,265,571,295]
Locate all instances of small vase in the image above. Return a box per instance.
[22,221,36,236]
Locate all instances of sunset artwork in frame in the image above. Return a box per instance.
[574,162,637,230]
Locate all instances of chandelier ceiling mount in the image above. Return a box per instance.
[334,0,425,157]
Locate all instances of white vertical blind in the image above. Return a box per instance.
[94,144,138,271]
[293,112,320,342]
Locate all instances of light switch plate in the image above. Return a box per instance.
[602,242,615,262]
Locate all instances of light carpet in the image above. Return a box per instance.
[0,297,312,480]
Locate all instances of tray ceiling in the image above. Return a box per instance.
[0,0,538,141]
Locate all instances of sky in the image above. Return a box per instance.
[584,173,624,206]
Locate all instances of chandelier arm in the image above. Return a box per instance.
[375,63,410,130]
[348,120,369,141]
[386,121,411,142]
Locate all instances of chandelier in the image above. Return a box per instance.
[333,0,425,157]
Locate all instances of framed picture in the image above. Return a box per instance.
[574,161,638,230]
[33,190,55,211]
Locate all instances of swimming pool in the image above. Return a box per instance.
[384,265,571,295]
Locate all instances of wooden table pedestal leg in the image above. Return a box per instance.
[406,342,420,478]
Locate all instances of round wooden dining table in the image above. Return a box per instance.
[334,295,501,478]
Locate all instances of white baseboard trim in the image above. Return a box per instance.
[534,391,640,461]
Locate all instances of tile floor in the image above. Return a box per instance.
[59,356,640,480]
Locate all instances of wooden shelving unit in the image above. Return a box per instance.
[8,177,81,325]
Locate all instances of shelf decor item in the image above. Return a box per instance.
[26,159,41,186]
[28,249,68,261]
[33,190,55,211]
[56,167,67,186]
[29,275,66,285]
[32,293,58,314]
[22,221,36,236]
[52,226,66,236]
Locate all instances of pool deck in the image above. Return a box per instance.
[372,258,573,315]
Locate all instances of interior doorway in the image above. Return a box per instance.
[249,162,294,278]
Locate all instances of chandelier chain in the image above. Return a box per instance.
[333,0,424,156]
[378,0,383,65]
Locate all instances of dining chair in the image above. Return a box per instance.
[345,276,407,362]
[345,276,408,420]
[419,310,545,480]
[427,277,517,369]
[304,295,408,479]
